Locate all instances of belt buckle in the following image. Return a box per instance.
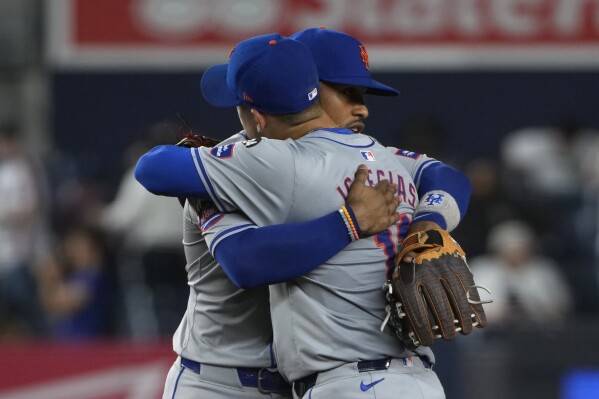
[358,358,391,373]
[257,368,287,394]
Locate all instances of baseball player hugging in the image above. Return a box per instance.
[135,30,484,399]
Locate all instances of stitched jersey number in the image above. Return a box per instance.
[374,214,411,278]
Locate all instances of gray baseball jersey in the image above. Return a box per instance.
[172,201,273,367]
[164,133,291,399]
[193,128,436,383]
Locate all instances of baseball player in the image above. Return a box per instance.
[160,34,402,398]
[204,28,469,288]
[137,33,468,398]
[292,28,465,241]
[162,166,398,399]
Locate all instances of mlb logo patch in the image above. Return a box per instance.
[402,357,414,367]
[210,144,234,159]
[360,150,376,161]
[396,149,421,159]
[308,87,318,101]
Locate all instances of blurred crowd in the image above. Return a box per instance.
[0,116,598,343]
[0,120,187,340]
[404,115,599,321]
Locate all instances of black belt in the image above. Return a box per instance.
[180,357,291,394]
[293,357,432,398]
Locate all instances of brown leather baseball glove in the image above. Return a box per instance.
[176,132,221,148]
[382,229,491,349]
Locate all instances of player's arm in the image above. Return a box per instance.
[136,130,248,200]
[211,166,401,288]
[390,149,471,264]
[392,149,471,232]
[135,145,209,198]
[213,212,354,288]
[137,138,297,217]
[411,161,471,230]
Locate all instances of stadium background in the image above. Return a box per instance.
[0,1,598,398]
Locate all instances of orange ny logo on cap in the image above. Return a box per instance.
[358,45,369,70]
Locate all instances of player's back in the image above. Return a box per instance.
[269,129,428,380]
[194,128,434,381]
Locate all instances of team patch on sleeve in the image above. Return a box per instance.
[395,149,422,159]
[210,143,235,158]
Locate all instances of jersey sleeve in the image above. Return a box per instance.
[192,138,296,224]
[202,211,258,255]
[389,147,471,231]
[389,148,441,186]
[135,138,296,225]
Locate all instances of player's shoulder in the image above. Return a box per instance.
[393,148,425,160]
[206,135,294,162]
[218,131,248,145]
[243,136,296,150]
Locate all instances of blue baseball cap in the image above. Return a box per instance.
[290,28,399,96]
[201,33,320,115]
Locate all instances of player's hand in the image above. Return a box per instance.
[346,164,401,237]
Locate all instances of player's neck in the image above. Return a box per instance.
[261,113,338,140]
[295,115,338,139]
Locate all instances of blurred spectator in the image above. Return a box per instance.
[500,120,597,248]
[500,119,591,200]
[452,157,519,258]
[0,123,48,339]
[501,120,599,311]
[97,120,187,339]
[46,150,113,237]
[38,225,113,340]
[470,220,574,331]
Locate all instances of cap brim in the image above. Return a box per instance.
[322,76,400,97]
[200,64,242,107]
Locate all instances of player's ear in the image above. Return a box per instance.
[250,109,267,133]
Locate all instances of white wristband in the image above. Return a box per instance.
[414,190,461,232]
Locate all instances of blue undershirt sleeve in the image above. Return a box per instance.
[415,162,472,226]
[213,210,351,288]
[417,163,471,216]
[134,145,209,198]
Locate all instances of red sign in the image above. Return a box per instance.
[0,341,174,399]
[47,0,599,68]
